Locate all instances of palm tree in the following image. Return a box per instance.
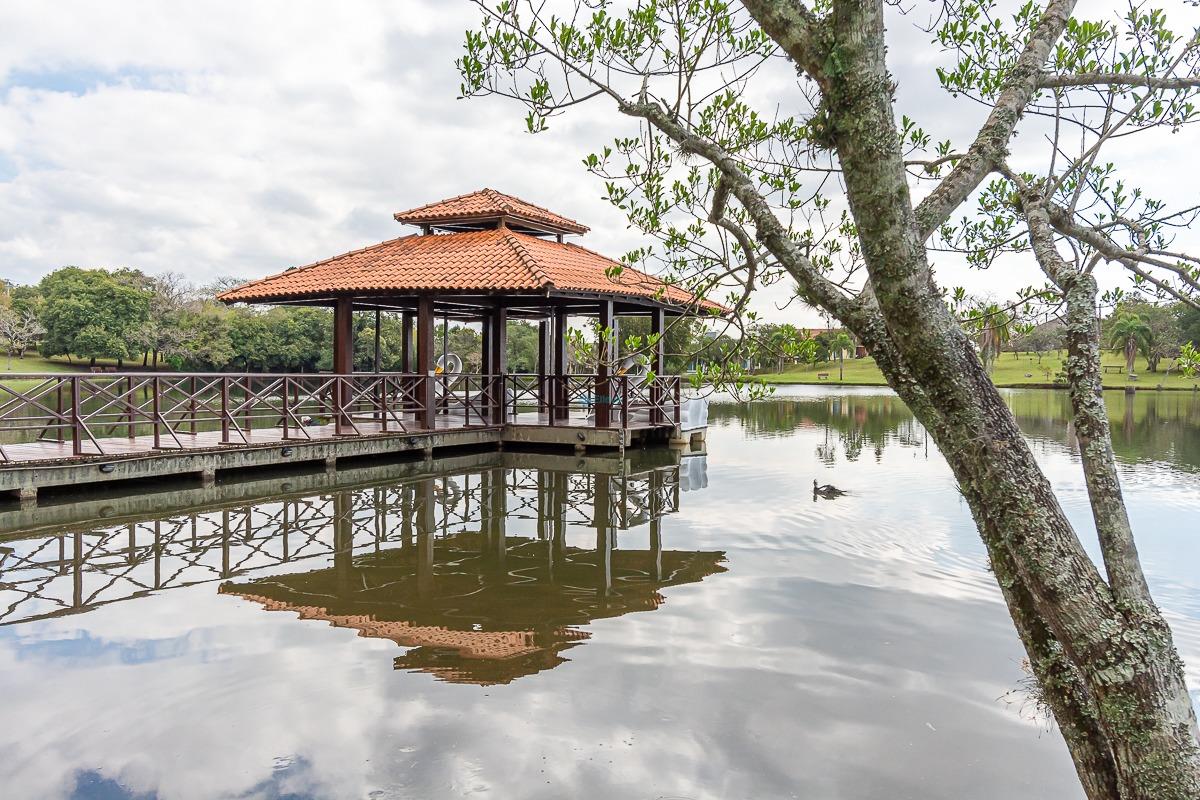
[970,303,1013,374]
[830,331,853,380]
[1107,313,1151,374]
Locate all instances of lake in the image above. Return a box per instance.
[1,386,1197,800]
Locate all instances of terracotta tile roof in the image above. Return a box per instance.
[394,188,589,235]
[217,228,723,312]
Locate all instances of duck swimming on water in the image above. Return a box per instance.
[812,479,847,500]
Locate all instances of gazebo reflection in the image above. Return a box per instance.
[221,466,724,685]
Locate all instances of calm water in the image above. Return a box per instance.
[1,386,1197,800]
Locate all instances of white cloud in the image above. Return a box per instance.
[0,0,1196,326]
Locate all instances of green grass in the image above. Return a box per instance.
[0,353,149,392]
[0,354,97,375]
[761,351,1200,391]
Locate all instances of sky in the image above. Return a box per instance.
[0,1,1197,326]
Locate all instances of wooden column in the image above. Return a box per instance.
[401,311,413,372]
[416,296,435,429]
[415,478,435,600]
[489,307,507,424]
[334,298,354,374]
[595,299,614,428]
[651,307,666,424]
[333,297,354,432]
[481,313,492,375]
[553,309,569,421]
[594,473,613,598]
[333,491,353,594]
[537,319,549,414]
[373,308,382,373]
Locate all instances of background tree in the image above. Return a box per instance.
[1107,313,1151,374]
[38,267,151,367]
[1110,301,1182,373]
[0,306,45,366]
[966,303,1014,374]
[829,330,853,380]
[1011,319,1065,363]
[459,1,1200,796]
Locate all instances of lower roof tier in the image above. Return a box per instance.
[218,228,723,314]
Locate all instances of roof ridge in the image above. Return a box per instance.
[480,187,513,215]
[217,234,420,300]
[503,230,555,290]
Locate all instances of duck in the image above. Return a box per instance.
[812,478,847,499]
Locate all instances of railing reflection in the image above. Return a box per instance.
[0,455,720,683]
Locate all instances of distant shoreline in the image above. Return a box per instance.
[758,377,1199,392]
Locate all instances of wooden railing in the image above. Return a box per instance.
[0,371,683,460]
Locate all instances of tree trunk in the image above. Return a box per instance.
[807,2,1200,795]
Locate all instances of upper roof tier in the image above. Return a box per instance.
[393,188,589,236]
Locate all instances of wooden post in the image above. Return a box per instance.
[651,307,665,424]
[489,307,507,425]
[333,297,355,374]
[333,491,353,594]
[415,478,435,600]
[401,310,413,372]
[151,376,161,449]
[220,376,231,443]
[595,299,613,428]
[416,295,435,430]
[125,374,135,439]
[70,376,82,456]
[189,376,198,436]
[373,308,382,373]
[537,319,549,415]
[594,473,613,597]
[333,297,354,433]
[650,469,664,580]
[553,309,568,421]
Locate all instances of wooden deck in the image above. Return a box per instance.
[0,408,667,466]
[0,371,683,500]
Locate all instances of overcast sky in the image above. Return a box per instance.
[1,1,1196,325]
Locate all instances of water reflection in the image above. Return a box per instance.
[220,470,723,685]
[1,388,1196,800]
[713,386,1200,471]
[0,452,722,687]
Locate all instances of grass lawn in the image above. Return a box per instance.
[0,354,100,375]
[0,353,146,392]
[761,351,1200,391]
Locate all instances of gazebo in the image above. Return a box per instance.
[218,189,717,434]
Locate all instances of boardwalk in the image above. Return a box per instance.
[0,371,684,500]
